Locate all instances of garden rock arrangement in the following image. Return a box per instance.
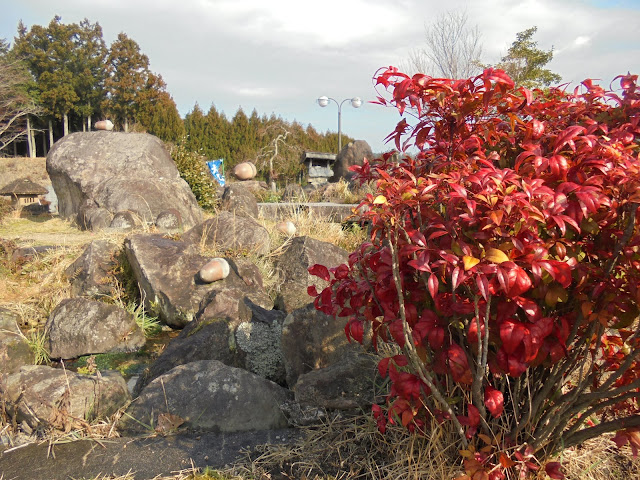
[46,131,203,230]
[2,228,373,440]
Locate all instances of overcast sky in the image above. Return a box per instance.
[2,0,639,153]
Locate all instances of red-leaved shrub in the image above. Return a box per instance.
[309,68,640,479]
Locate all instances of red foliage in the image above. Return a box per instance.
[309,68,640,476]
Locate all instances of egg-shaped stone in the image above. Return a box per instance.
[94,120,114,131]
[199,258,230,283]
[276,220,296,236]
[233,162,257,180]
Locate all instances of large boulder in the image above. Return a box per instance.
[281,303,358,388]
[181,211,271,256]
[0,308,34,375]
[65,239,121,298]
[124,234,272,328]
[46,297,146,359]
[329,140,373,182]
[46,132,203,230]
[274,236,348,312]
[122,360,292,434]
[133,301,286,395]
[5,365,129,429]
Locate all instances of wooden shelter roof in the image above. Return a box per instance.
[0,178,48,196]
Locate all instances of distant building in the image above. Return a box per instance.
[0,178,49,209]
[301,152,337,186]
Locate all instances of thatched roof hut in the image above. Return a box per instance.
[0,178,48,207]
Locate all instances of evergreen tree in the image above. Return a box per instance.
[184,103,207,153]
[494,27,561,89]
[103,33,150,131]
[73,19,107,130]
[14,17,80,136]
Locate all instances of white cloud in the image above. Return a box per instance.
[3,0,640,152]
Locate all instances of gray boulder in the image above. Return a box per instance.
[220,183,259,218]
[133,301,286,395]
[293,352,377,410]
[329,140,373,182]
[124,234,272,328]
[0,308,34,375]
[5,365,129,429]
[65,239,120,298]
[46,297,146,359]
[182,211,271,257]
[274,236,348,312]
[47,132,203,230]
[281,303,358,388]
[122,360,292,433]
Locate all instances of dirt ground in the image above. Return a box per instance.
[0,157,50,189]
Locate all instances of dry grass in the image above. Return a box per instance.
[0,157,50,189]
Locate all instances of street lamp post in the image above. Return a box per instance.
[317,96,362,153]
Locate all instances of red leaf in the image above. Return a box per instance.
[500,320,526,355]
[308,264,330,281]
[448,344,473,384]
[484,386,504,418]
[548,260,572,288]
[428,273,439,300]
[553,125,586,154]
[307,285,318,297]
[545,462,565,480]
[476,274,489,301]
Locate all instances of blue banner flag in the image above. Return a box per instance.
[206,159,226,187]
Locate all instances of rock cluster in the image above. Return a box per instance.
[4,132,377,440]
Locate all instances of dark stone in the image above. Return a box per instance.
[281,303,357,388]
[65,239,120,298]
[281,184,305,202]
[122,360,292,433]
[220,183,259,218]
[293,352,378,410]
[5,365,129,429]
[155,208,183,232]
[124,234,272,328]
[181,211,271,256]
[274,236,348,312]
[46,297,146,359]
[109,210,138,231]
[0,308,34,375]
[329,140,373,182]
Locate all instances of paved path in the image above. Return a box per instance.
[0,429,299,480]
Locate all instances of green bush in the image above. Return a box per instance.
[169,140,218,212]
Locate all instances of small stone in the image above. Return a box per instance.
[233,162,257,180]
[276,220,296,236]
[199,258,230,283]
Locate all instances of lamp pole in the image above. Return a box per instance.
[317,96,362,153]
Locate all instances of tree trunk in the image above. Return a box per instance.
[63,113,69,136]
[87,114,92,131]
[49,119,54,147]
[41,130,47,156]
[124,118,129,133]
[26,115,35,158]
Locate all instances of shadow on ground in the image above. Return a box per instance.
[0,429,300,480]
